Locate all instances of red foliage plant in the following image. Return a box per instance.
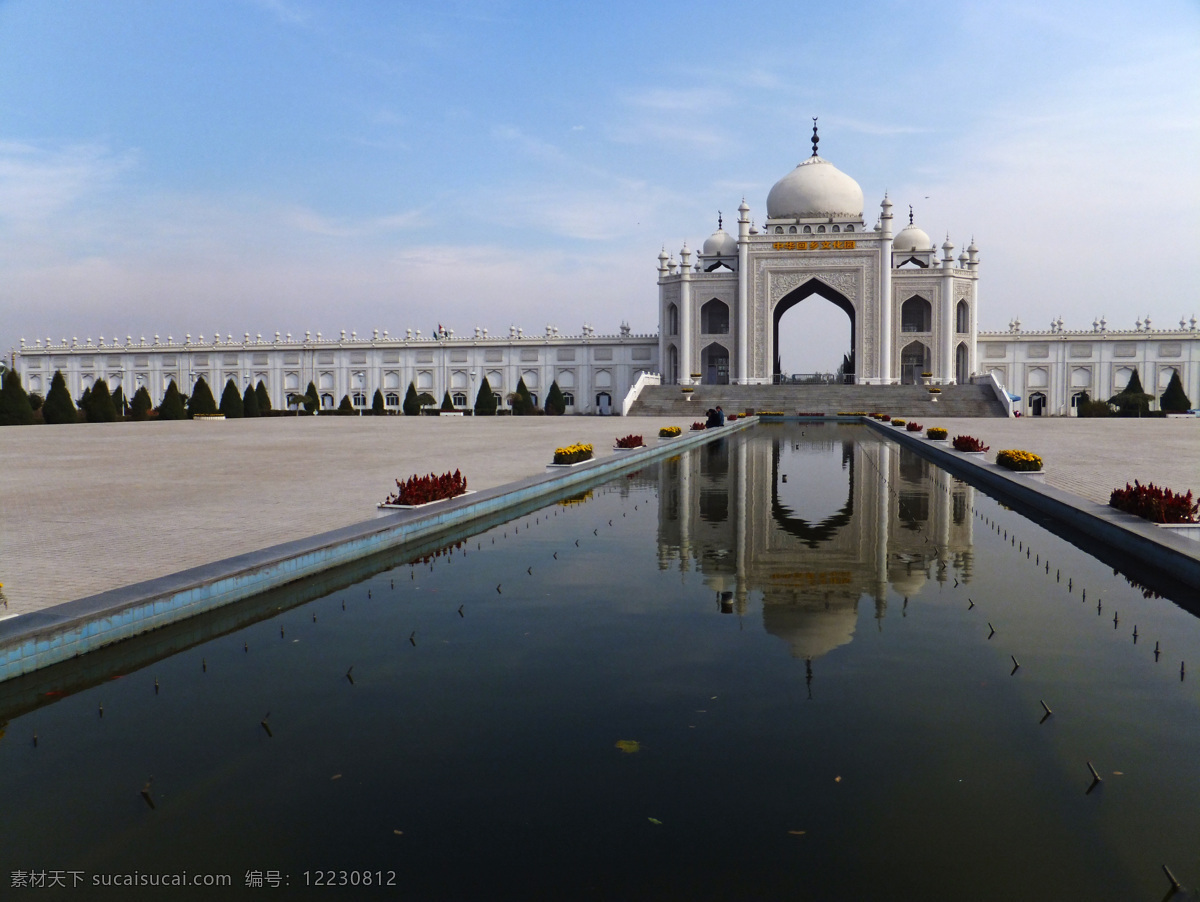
[952,435,989,452]
[1109,481,1198,524]
[906,421,923,432]
[384,470,468,506]
[880,414,891,422]
[691,421,706,431]
[615,434,644,449]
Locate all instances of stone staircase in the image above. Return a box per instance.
[628,383,1008,418]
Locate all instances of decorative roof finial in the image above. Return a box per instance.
[718,211,723,231]
[811,117,820,157]
[908,205,914,226]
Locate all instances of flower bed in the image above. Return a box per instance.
[996,449,1043,472]
[906,421,923,432]
[891,418,907,427]
[952,435,989,453]
[758,411,786,417]
[659,426,682,438]
[926,427,948,440]
[1109,481,1198,524]
[838,411,870,417]
[681,387,695,393]
[553,443,594,465]
[383,470,468,506]
[880,414,891,422]
[691,422,706,431]
[928,388,942,394]
[614,434,644,449]
[796,411,825,417]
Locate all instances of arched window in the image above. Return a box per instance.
[562,392,575,407]
[831,225,840,233]
[788,225,797,234]
[774,226,783,234]
[956,300,970,333]
[492,392,503,406]
[352,392,367,407]
[667,303,679,336]
[320,393,334,408]
[803,225,812,234]
[452,392,467,407]
[700,299,730,334]
[385,392,400,406]
[845,224,854,232]
[901,296,933,333]
[900,341,931,385]
[816,225,826,233]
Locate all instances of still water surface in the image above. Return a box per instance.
[1,424,1198,900]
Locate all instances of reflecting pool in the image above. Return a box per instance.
[2,424,1198,900]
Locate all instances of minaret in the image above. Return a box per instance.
[737,198,750,384]
[941,235,956,383]
[679,243,693,385]
[879,194,894,384]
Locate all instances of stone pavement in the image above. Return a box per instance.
[1,415,1196,619]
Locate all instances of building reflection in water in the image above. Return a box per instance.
[655,424,975,675]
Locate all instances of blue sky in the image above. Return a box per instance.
[2,0,1197,365]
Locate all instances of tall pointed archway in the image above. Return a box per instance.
[773,278,856,383]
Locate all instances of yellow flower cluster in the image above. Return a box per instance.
[757,411,786,417]
[838,411,870,416]
[553,443,594,464]
[891,418,907,426]
[996,449,1043,472]
[659,426,682,437]
[926,427,948,440]
[928,388,942,394]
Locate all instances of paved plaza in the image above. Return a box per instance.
[1,415,1197,619]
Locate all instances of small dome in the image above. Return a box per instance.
[703,227,738,257]
[766,156,864,220]
[893,223,932,252]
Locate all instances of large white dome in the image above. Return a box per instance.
[766,156,864,220]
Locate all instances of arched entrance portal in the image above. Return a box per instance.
[701,342,730,384]
[955,342,969,384]
[773,279,856,384]
[900,340,931,385]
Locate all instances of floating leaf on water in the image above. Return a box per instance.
[834,776,842,783]
[647,817,662,825]
[393,830,404,835]
[615,740,641,754]
[331,774,342,780]
[787,830,807,836]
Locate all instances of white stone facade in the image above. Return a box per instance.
[978,319,1200,416]
[14,327,659,416]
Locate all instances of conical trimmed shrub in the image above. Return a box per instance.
[338,394,355,414]
[219,380,244,418]
[304,381,319,413]
[256,380,272,411]
[1160,370,1192,413]
[158,380,186,420]
[474,376,497,415]
[403,383,421,416]
[545,380,566,416]
[187,376,218,417]
[42,370,78,424]
[372,388,385,416]
[242,384,260,418]
[513,377,534,415]
[131,386,153,420]
[441,391,455,411]
[0,370,34,426]
[110,385,126,417]
[85,378,118,422]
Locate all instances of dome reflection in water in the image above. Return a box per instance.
[0,423,1197,902]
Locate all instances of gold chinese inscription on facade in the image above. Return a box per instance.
[771,240,856,251]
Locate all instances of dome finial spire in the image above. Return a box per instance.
[908,205,914,226]
[811,117,819,157]
[717,211,723,231]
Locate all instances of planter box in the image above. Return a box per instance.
[612,445,645,452]
[959,450,986,457]
[378,490,475,510]
[1007,469,1046,483]
[547,458,595,468]
[1157,523,1200,541]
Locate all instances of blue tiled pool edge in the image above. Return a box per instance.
[862,417,1200,588]
[0,419,757,682]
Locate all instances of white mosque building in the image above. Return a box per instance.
[11,126,1199,416]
